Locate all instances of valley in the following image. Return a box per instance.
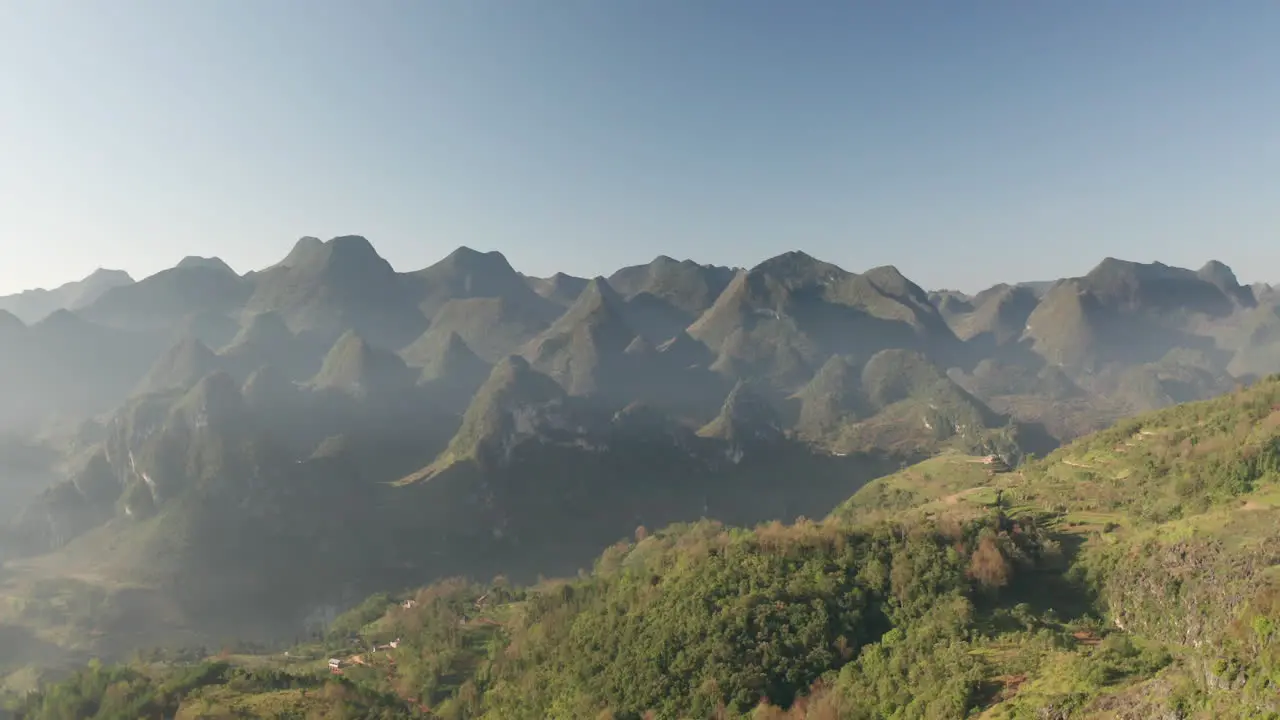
[1,239,1279,717]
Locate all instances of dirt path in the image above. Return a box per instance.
[943,486,993,505]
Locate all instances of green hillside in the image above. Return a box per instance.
[15,376,1280,719]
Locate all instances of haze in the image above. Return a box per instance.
[2,0,1279,295]
[5,4,1280,712]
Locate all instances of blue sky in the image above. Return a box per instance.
[1,1,1278,294]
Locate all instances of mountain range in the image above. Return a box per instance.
[2,236,1280,679]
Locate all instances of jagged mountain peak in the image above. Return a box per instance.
[861,265,929,303]
[1198,260,1240,286]
[860,349,946,406]
[175,256,236,274]
[245,235,423,349]
[522,276,638,396]
[225,311,293,350]
[1197,260,1254,306]
[948,283,1041,344]
[1023,257,1251,370]
[82,268,135,285]
[1080,257,1252,311]
[614,254,703,273]
[748,251,848,291]
[0,268,136,323]
[540,276,630,337]
[309,330,414,398]
[216,310,318,381]
[417,331,490,384]
[1082,257,1198,290]
[328,234,378,254]
[931,290,975,317]
[276,236,326,268]
[1021,280,1100,368]
[134,337,221,397]
[480,355,566,403]
[607,256,736,317]
[408,245,554,322]
[173,370,245,425]
[1088,256,1140,274]
[527,271,590,307]
[795,354,858,398]
[437,246,516,271]
[791,354,863,436]
[267,234,392,275]
[698,380,783,443]
[690,251,961,384]
[580,275,623,302]
[297,235,396,280]
[401,355,568,482]
[862,263,909,283]
[969,282,1033,309]
[71,253,251,335]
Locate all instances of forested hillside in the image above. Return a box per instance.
[9,376,1279,719]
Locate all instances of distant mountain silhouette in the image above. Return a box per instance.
[525,271,589,307]
[0,268,135,323]
[405,246,559,322]
[244,235,425,350]
[608,255,736,317]
[3,236,1279,666]
[80,261,248,334]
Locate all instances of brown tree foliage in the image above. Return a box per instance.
[969,533,1012,590]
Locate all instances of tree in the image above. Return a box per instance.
[969,534,1011,591]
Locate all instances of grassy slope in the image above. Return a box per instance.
[832,376,1280,718]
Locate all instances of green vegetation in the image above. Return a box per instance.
[14,377,1280,718]
[8,659,417,719]
[8,246,1280,718]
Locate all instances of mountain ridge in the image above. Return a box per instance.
[5,237,1280,693]
[0,269,135,324]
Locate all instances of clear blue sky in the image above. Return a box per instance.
[2,1,1278,295]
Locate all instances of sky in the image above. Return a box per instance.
[1,1,1278,295]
